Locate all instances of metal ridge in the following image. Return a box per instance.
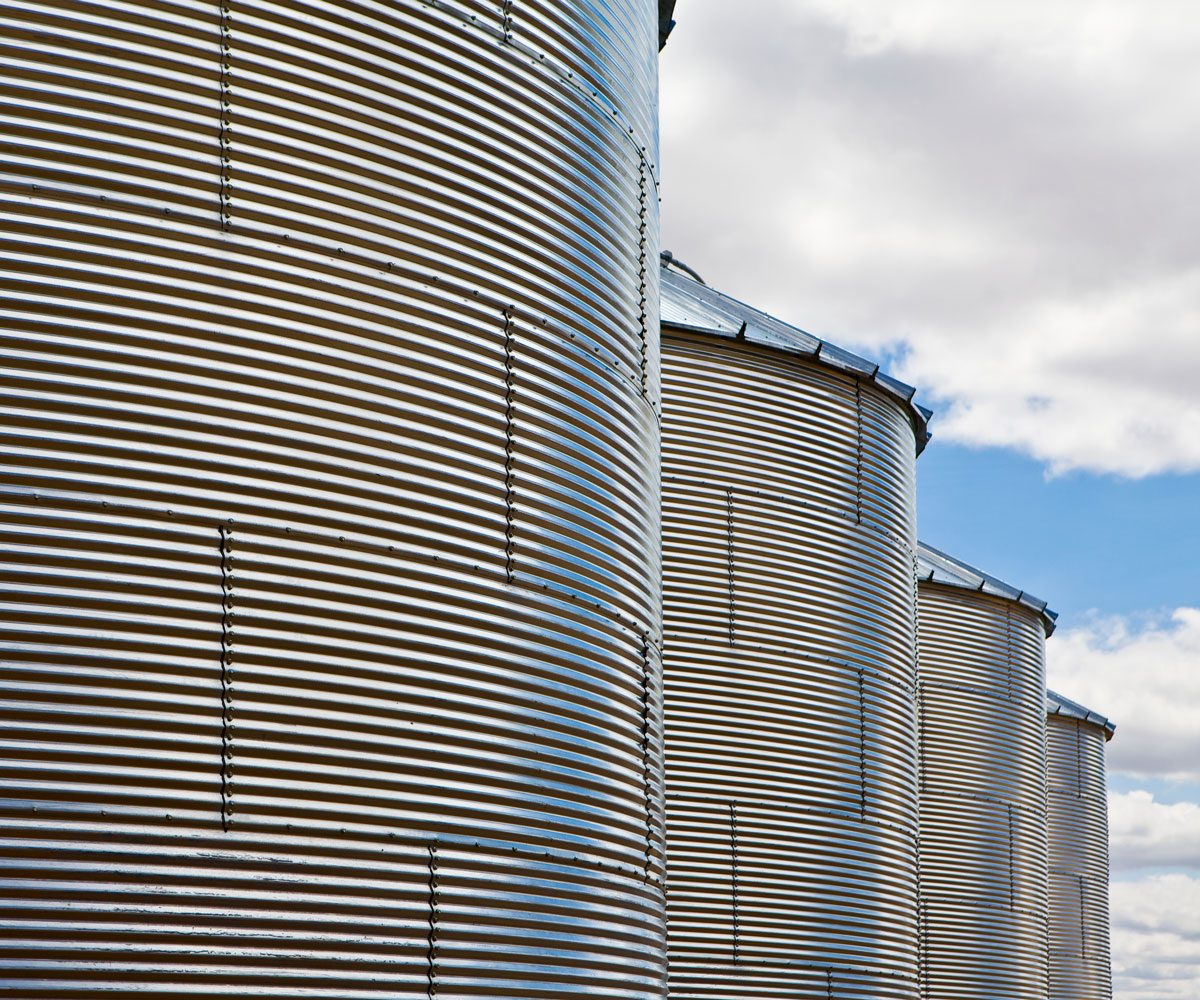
[1046,689,1116,740]
[917,541,1058,636]
[659,262,933,455]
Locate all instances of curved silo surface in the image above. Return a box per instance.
[1046,691,1115,1000]
[660,263,930,999]
[916,543,1055,999]
[0,2,665,995]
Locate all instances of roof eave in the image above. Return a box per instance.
[659,267,932,456]
[1047,688,1117,741]
[917,540,1058,636]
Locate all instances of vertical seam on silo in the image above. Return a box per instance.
[219,0,232,230]
[427,844,440,999]
[1079,874,1087,957]
[503,311,516,583]
[638,162,649,399]
[1008,803,1016,909]
[218,524,234,832]
[726,487,736,644]
[858,668,867,819]
[641,635,654,881]
[501,0,513,40]
[826,969,834,998]
[918,899,927,1000]
[854,378,863,524]
[729,801,739,963]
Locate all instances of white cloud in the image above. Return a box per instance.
[1112,874,1200,1000]
[660,0,1200,476]
[1046,608,1200,783]
[1048,611,1200,993]
[1109,791,1200,872]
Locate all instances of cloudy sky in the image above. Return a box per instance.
[658,3,1200,996]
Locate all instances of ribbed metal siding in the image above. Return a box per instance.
[917,586,1049,999]
[661,333,920,1000]
[1046,716,1111,1000]
[0,0,665,995]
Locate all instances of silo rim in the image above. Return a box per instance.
[1047,688,1116,740]
[917,540,1058,636]
[659,259,933,455]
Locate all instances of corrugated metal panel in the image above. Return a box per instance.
[0,0,666,995]
[917,582,1050,1000]
[1046,710,1112,1000]
[660,330,920,999]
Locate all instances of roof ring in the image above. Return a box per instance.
[660,250,706,284]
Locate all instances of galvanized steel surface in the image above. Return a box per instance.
[0,0,665,995]
[660,309,921,999]
[917,581,1050,1000]
[1046,704,1113,999]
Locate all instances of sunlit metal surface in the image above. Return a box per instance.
[916,546,1051,1000]
[0,0,666,994]
[660,268,921,999]
[1046,691,1114,1000]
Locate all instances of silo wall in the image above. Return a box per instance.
[660,270,923,999]
[0,2,666,996]
[1046,693,1114,1000]
[916,561,1051,1000]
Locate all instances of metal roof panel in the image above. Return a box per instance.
[917,541,1058,635]
[1046,689,1116,740]
[660,263,931,453]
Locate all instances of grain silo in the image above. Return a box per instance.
[916,543,1055,1000]
[659,260,930,999]
[0,2,668,995]
[1046,691,1115,1000]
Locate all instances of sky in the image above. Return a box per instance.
[658,3,1200,997]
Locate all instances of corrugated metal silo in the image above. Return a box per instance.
[659,262,930,999]
[1046,691,1115,1000]
[916,544,1055,999]
[0,2,667,995]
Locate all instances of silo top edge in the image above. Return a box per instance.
[1046,688,1116,740]
[659,261,933,455]
[917,540,1058,636]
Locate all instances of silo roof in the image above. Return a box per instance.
[659,0,677,49]
[1046,689,1116,741]
[659,259,932,454]
[917,541,1058,636]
